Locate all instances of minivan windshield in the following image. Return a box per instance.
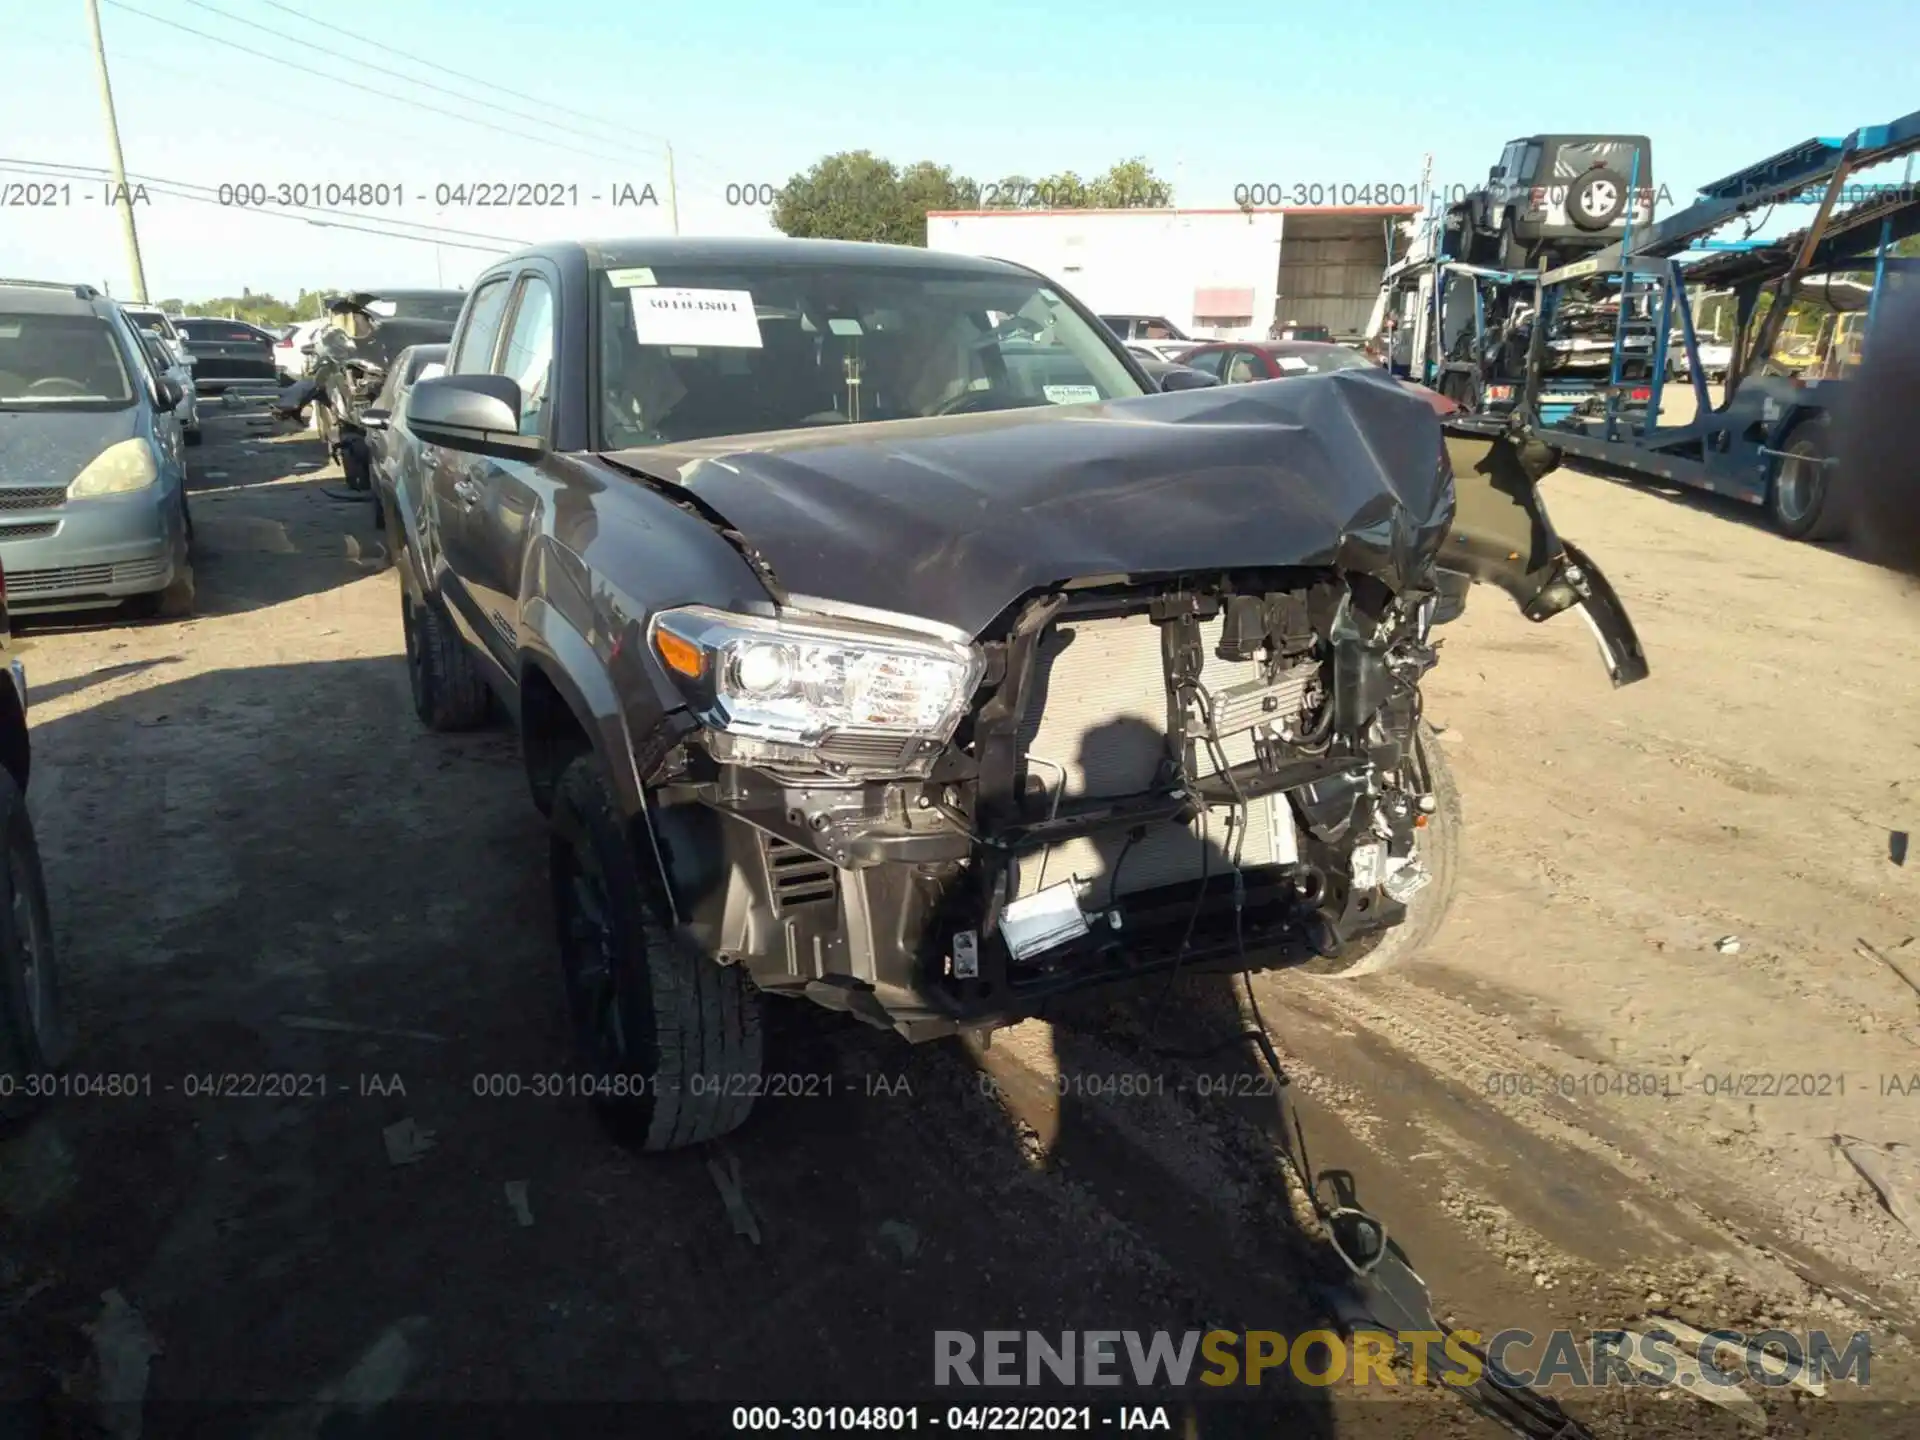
[595,265,1147,449]
[0,313,135,406]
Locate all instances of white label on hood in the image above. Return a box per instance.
[629,288,763,348]
[606,267,657,288]
[1043,384,1100,405]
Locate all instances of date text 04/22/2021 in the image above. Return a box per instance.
[210,181,665,208]
[728,1404,1173,1431]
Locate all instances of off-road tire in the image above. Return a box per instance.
[341,436,372,493]
[1768,416,1843,541]
[1307,722,1461,978]
[402,588,490,732]
[0,770,68,1127]
[1568,168,1629,232]
[549,754,763,1150]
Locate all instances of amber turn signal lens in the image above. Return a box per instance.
[654,629,705,678]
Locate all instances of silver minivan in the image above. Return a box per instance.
[0,280,196,617]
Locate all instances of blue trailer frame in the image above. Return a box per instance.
[1375,255,1650,426]
[1520,107,1920,538]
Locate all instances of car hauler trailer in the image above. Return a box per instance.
[1521,107,1920,539]
[1365,221,1654,425]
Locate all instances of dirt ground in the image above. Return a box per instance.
[4,403,1920,1438]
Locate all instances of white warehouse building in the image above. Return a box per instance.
[924,204,1420,341]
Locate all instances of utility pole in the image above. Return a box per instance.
[85,0,149,302]
[665,143,680,236]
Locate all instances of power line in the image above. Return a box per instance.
[0,160,520,253]
[245,0,741,180]
[182,0,667,169]
[103,0,656,174]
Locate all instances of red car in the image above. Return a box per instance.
[1172,340,1459,415]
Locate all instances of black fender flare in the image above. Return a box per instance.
[519,598,692,921]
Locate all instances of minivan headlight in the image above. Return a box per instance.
[649,605,982,750]
[68,438,158,497]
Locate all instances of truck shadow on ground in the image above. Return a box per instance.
[0,658,1370,1436]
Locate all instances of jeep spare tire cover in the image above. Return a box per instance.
[1568,169,1628,231]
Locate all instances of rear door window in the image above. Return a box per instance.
[450,277,514,373]
[1224,350,1266,384]
[496,277,555,436]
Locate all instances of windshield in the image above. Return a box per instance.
[369,294,467,323]
[595,264,1145,449]
[1272,345,1374,375]
[127,310,178,341]
[0,313,135,406]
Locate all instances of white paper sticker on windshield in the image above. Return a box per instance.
[629,288,763,349]
[606,267,657,288]
[1043,384,1101,405]
[366,299,398,318]
[1275,356,1311,372]
[828,318,864,336]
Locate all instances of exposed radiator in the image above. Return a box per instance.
[1013,613,1313,906]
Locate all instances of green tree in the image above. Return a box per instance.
[1031,158,1173,210]
[773,151,1174,241]
[774,151,920,245]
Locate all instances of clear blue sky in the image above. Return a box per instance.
[3,0,1917,300]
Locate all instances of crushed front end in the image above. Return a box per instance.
[640,568,1446,1040]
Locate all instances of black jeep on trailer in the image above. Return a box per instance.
[1448,135,1656,271]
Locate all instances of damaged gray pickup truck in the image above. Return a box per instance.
[392,238,1648,1151]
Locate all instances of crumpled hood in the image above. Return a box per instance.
[605,369,1455,638]
[0,405,141,485]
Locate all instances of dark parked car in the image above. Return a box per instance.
[174,317,278,395]
[309,289,466,490]
[395,237,1646,1152]
[0,555,67,1125]
[1099,313,1190,344]
[360,342,447,533]
[1176,339,1460,415]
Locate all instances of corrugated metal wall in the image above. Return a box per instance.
[1272,215,1395,337]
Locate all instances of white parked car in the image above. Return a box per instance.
[119,304,201,445]
[1670,335,1732,381]
[276,318,327,382]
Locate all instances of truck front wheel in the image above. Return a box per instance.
[549,754,764,1150]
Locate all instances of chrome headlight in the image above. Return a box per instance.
[68,438,158,497]
[649,605,983,753]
